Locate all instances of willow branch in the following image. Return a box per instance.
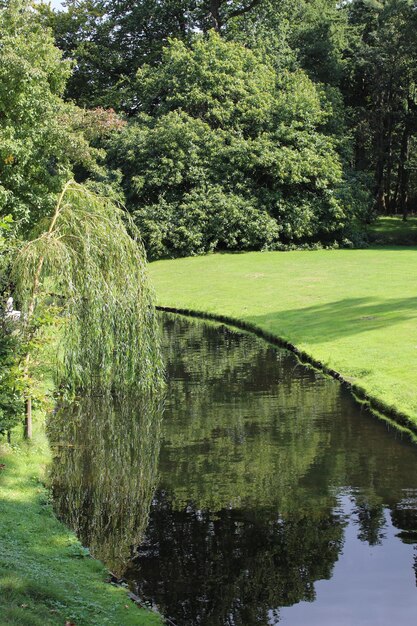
[24,180,74,382]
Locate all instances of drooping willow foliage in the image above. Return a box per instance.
[13,181,164,397]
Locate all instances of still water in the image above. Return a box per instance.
[48,314,417,625]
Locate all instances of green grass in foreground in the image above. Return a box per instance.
[369,216,417,245]
[149,247,417,426]
[0,430,161,626]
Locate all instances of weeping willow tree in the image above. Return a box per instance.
[13,180,164,438]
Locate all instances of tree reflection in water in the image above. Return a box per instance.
[126,494,345,625]
[47,392,162,576]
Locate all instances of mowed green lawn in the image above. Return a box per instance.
[150,248,417,426]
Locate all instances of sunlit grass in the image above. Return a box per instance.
[149,247,417,426]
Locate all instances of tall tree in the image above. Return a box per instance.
[48,0,192,108]
[48,0,269,109]
[344,0,417,216]
[0,0,100,231]
[107,33,352,258]
[12,181,163,437]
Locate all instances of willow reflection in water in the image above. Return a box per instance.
[125,315,417,626]
[47,393,162,576]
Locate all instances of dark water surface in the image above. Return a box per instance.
[49,314,417,625]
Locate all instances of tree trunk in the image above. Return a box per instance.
[209,0,222,31]
[397,110,411,221]
[207,0,262,31]
[24,398,32,439]
[175,9,187,35]
[392,171,400,214]
[374,157,387,213]
[384,113,394,211]
[373,88,394,215]
[373,95,388,213]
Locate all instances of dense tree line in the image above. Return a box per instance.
[107,33,349,257]
[44,0,417,256]
[3,0,417,255]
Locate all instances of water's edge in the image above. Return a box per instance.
[156,305,417,440]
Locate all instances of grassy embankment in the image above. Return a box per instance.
[0,355,161,626]
[0,427,162,626]
[149,247,417,430]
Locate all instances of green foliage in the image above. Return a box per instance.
[0,330,24,434]
[0,215,24,434]
[47,0,417,233]
[136,33,277,130]
[135,181,280,259]
[287,0,348,86]
[49,0,273,108]
[108,33,348,258]
[12,182,164,396]
[231,0,417,217]
[0,1,103,231]
[0,215,13,289]
[344,0,417,214]
[48,0,192,109]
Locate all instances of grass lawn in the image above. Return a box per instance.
[149,247,417,428]
[0,430,162,626]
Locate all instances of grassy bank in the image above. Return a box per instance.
[149,247,417,428]
[0,428,162,626]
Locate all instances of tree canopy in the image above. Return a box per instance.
[46,0,416,234]
[107,33,350,258]
[0,2,101,230]
[0,1,163,436]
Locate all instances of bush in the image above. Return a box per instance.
[0,329,24,435]
[135,184,280,258]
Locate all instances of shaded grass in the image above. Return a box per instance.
[0,429,162,626]
[368,216,417,245]
[149,248,417,427]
